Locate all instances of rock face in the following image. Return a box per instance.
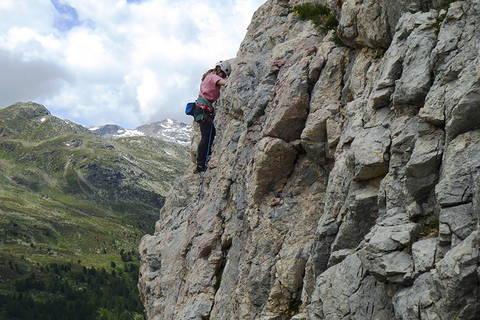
[139,1,480,319]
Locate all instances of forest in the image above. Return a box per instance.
[0,255,145,320]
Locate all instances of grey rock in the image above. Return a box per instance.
[394,231,479,320]
[392,271,441,320]
[392,11,438,108]
[338,0,391,48]
[361,250,414,284]
[405,126,444,199]
[308,254,365,319]
[440,203,476,246]
[436,130,480,207]
[139,0,480,319]
[248,137,297,203]
[327,249,354,267]
[446,82,480,142]
[421,1,480,134]
[302,44,350,162]
[405,128,444,178]
[435,230,480,319]
[412,238,437,274]
[330,186,379,254]
[184,301,212,320]
[352,126,391,181]
[263,36,319,142]
[308,254,395,319]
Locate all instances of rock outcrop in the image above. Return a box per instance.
[139,0,480,319]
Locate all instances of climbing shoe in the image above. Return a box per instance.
[194,165,207,174]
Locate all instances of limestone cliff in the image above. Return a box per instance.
[138,0,480,319]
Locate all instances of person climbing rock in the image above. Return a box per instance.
[193,60,231,173]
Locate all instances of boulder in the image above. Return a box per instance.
[352,126,391,181]
[248,137,297,203]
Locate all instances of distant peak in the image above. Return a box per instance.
[90,119,192,145]
[3,102,51,119]
[90,124,127,137]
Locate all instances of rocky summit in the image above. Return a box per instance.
[138,1,480,319]
[137,119,193,145]
[91,119,193,145]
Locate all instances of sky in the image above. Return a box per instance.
[0,0,265,128]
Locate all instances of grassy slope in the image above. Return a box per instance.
[0,103,190,318]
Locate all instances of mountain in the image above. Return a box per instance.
[0,102,89,140]
[91,119,193,145]
[136,119,192,145]
[88,124,129,138]
[138,1,480,320]
[0,102,189,319]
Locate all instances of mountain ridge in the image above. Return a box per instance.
[90,118,193,145]
[0,101,193,146]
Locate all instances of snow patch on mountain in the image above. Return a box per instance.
[114,129,145,138]
[90,119,192,145]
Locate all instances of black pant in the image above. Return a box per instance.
[196,119,216,168]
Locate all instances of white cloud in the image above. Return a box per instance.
[0,49,71,103]
[137,68,160,116]
[65,30,109,70]
[0,0,266,128]
[0,1,55,34]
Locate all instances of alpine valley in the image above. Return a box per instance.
[0,102,191,319]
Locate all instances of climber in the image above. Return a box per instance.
[193,60,231,173]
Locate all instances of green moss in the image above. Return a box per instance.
[331,31,346,47]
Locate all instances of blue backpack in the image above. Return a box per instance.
[185,102,196,116]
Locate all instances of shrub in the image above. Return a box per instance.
[292,3,339,32]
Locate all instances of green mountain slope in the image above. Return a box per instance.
[0,102,189,319]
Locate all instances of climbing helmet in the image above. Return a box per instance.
[216,60,231,77]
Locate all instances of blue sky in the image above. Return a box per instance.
[51,0,83,31]
[0,0,265,128]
